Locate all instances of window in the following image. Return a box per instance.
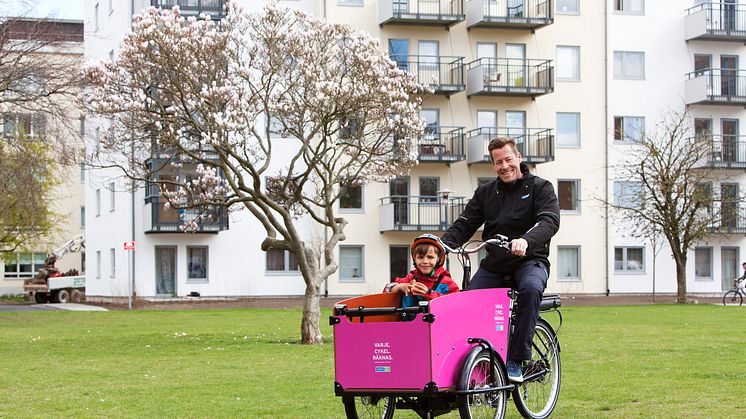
[339,246,364,281]
[419,177,439,203]
[556,46,580,81]
[187,246,208,281]
[80,163,85,182]
[614,51,645,79]
[557,112,580,147]
[477,110,497,128]
[3,113,46,138]
[476,43,497,59]
[80,206,85,228]
[615,0,643,13]
[95,189,101,216]
[614,181,643,208]
[2,252,45,279]
[340,180,363,211]
[614,116,644,142]
[695,247,713,279]
[108,0,113,14]
[338,0,363,5]
[556,0,579,14]
[96,250,101,279]
[109,182,115,212]
[81,252,86,273]
[389,246,409,281]
[695,182,713,213]
[558,180,580,213]
[266,248,299,273]
[339,115,363,140]
[109,248,116,278]
[614,247,644,272]
[557,246,580,280]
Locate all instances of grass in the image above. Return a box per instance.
[0,294,27,302]
[1,305,745,418]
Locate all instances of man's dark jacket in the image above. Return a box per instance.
[442,163,560,275]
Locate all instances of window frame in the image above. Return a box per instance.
[337,0,364,6]
[613,116,645,142]
[109,248,116,278]
[339,245,365,282]
[186,246,209,283]
[95,189,101,216]
[556,112,581,148]
[614,246,645,273]
[556,0,579,15]
[96,250,101,279]
[556,45,580,81]
[614,0,644,15]
[339,180,364,213]
[694,246,714,280]
[557,245,581,281]
[265,248,301,275]
[613,51,645,80]
[2,252,46,280]
[613,181,644,209]
[109,182,115,212]
[557,179,581,214]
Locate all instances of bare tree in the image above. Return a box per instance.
[605,108,723,303]
[83,4,427,343]
[0,16,83,252]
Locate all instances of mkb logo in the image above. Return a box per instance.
[375,366,391,373]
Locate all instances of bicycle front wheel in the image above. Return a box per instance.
[723,290,743,306]
[342,395,395,419]
[512,319,561,419]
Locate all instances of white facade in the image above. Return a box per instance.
[83,0,746,300]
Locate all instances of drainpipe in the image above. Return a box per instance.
[604,0,610,296]
[130,0,137,307]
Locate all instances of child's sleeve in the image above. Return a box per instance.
[424,273,459,300]
[383,276,409,293]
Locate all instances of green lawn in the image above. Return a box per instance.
[1,305,744,418]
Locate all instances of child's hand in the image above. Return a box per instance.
[410,281,429,296]
[393,283,411,295]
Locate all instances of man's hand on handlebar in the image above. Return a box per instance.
[511,238,529,257]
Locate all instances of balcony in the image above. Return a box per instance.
[685,3,746,42]
[466,58,553,97]
[379,195,466,232]
[685,69,746,106]
[695,135,746,169]
[704,201,746,234]
[466,0,553,30]
[151,0,226,19]
[144,156,229,234]
[391,55,465,95]
[418,126,466,162]
[379,0,465,28]
[466,127,554,165]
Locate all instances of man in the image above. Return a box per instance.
[441,137,560,383]
[737,262,746,283]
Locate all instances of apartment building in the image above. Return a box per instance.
[0,18,85,295]
[83,0,746,300]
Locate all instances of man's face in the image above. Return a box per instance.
[491,145,522,183]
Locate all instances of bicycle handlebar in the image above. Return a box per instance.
[441,234,511,255]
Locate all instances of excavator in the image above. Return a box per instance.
[23,234,85,303]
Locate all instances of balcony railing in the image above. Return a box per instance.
[466,127,554,165]
[418,126,466,162]
[144,200,228,233]
[466,0,553,29]
[466,58,553,97]
[151,0,226,19]
[390,55,465,95]
[685,69,746,105]
[694,135,746,169]
[379,195,466,232]
[379,0,465,27]
[703,200,746,234]
[685,2,746,42]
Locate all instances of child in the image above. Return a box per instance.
[384,234,459,306]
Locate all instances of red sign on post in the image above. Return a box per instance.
[124,241,135,251]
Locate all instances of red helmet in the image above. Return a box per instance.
[411,234,447,270]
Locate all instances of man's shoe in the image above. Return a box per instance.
[506,360,524,383]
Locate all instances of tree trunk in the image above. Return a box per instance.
[673,253,688,304]
[301,282,322,344]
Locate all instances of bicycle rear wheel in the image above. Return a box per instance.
[512,319,560,419]
[722,290,743,306]
[342,395,395,419]
[458,347,507,419]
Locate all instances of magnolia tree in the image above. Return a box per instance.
[605,108,725,303]
[84,3,427,343]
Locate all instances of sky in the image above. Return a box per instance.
[2,0,84,20]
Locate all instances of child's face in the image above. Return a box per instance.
[414,246,439,275]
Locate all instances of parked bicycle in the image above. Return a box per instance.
[722,277,745,306]
[331,234,562,419]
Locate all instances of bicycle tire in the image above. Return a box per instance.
[342,395,395,419]
[722,290,743,306]
[512,319,561,419]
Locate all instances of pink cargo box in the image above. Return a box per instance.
[332,288,511,393]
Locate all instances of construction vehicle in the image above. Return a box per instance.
[23,234,85,304]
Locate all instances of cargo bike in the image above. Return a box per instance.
[331,236,562,419]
